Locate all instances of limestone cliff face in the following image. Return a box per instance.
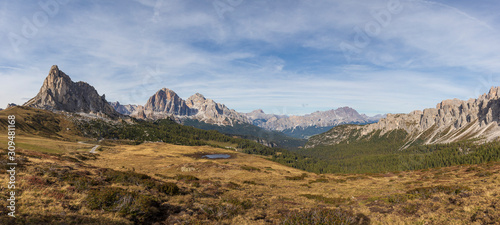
[140,88,194,119]
[244,107,379,131]
[23,65,119,118]
[128,89,250,126]
[306,87,500,148]
[186,93,250,125]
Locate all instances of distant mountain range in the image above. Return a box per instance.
[110,97,383,139]
[306,87,500,149]
[21,65,384,143]
[106,89,383,139]
[16,65,500,151]
[243,108,384,138]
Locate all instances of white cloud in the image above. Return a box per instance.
[1,0,499,116]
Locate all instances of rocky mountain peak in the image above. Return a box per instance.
[307,86,500,148]
[486,86,500,100]
[186,93,208,108]
[252,109,265,114]
[130,88,250,126]
[143,88,191,116]
[159,88,179,98]
[436,98,462,109]
[23,65,119,118]
[193,93,206,99]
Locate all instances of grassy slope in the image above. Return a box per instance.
[0,135,498,224]
[0,107,499,224]
[0,106,82,140]
[301,125,500,174]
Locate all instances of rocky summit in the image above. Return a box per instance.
[23,65,119,118]
[109,102,138,115]
[128,89,250,126]
[306,87,500,148]
[6,103,18,109]
[110,89,381,133]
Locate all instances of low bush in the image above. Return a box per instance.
[285,173,308,181]
[309,178,329,184]
[156,182,180,195]
[85,187,160,223]
[198,197,253,220]
[103,169,151,185]
[300,194,348,206]
[377,185,472,204]
[241,165,261,171]
[406,185,471,199]
[243,180,257,185]
[280,208,370,225]
[475,171,493,177]
[175,174,199,182]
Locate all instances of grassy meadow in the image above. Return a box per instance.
[0,134,499,224]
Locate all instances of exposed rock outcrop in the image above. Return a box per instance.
[185,93,250,125]
[143,88,193,118]
[117,89,380,132]
[23,65,120,118]
[109,102,138,115]
[128,89,250,126]
[306,87,500,148]
[6,103,18,109]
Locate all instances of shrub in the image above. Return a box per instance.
[300,194,348,206]
[26,176,50,186]
[475,171,493,177]
[103,169,151,185]
[280,208,370,225]
[199,197,252,220]
[58,172,100,191]
[378,185,472,204]
[175,174,199,182]
[406,185,471,199]
[243,180,257,185]
[241,165,261,171]
[285,173,308,181]
[225,182,241,189]
[309,178,329,184]
[156,182,180,195]
[400,203,420,215]
[85,187,160,223]
[222,197,252,210]
[465,167,482,172]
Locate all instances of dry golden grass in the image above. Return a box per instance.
[0,134,95,154]
[0,135,499,224]
[87,142,500,224]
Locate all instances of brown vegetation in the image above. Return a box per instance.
[0,135,499,224]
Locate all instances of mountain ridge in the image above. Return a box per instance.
[243,107,383,138]
[23,65,120,118]
[306,86,500,148]
[130,89,250,126]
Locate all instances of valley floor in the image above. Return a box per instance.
[1,135,499,224]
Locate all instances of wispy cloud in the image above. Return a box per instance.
[0,0,499,115]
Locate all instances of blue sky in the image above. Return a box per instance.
[1,0,500,116]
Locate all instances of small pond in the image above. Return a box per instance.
[202,154,231,159]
